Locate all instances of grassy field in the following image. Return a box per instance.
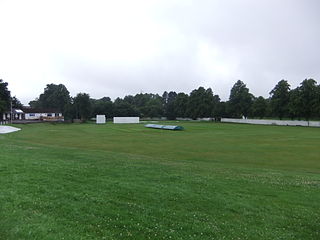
[0,122,319,240]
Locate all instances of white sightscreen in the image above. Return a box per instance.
[113,117,139,124]
[96,115,106,124]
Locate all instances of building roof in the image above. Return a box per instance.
[4,108,24,114]
[14,109,24,113]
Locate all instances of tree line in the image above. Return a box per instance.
[0,79,24,117]
[1,78,320,121]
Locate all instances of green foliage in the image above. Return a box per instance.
[28,99,41,109]
[215,101,228,118]
[29,84,71,113]
[11,96,23,109]
[0,79,11,114]
[63,102,77,121]
[174,92,189,118]
[270,80,290,120]
[134,93,163,118]
[91,97,113,117]
[8,79,320,121]
[162,91,177,120]
[252,96,268,119]
[288,88,301,119]
[298,79,319,120]
[143,96,163,118]
[287,79,320,120]
[228,80,253,118]
[111,93,164,118]
[0,123,319,239]
[73,93,91,120]
[187,87,220,119]
[317,85,320,117]
[113,97,139,117]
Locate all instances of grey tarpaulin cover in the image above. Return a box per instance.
[145,124,184,130]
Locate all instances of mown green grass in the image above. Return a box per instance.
[0,122,319,239]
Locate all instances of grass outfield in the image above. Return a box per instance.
[0,122,319,240]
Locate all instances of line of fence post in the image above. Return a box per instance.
[0,120,8,125]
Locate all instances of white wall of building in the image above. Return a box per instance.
[25,113,57,120]
[113,117,140,124]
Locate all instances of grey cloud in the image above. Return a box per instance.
[3,0,319,103]
[58,53,202,99]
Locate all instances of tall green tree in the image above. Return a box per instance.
[252,96,268,119]
[143,96,164,118]
[269,80,290,119]
[28,98,41,109]
[0,79,11,116]
[228,80,253,118]
[63,101,76,121]
[162,91,177,120]
[73,93,91,121]
[288,87,301,119]
[298,79,319,121]
[215,101,228,118]
[317,84,320,118]
[131,93,163,118]
[113,97,139,117]
[211,94,221,117]
[174,93,189,118]
[187,87,219,119]
[12,96,23,109]
[91,97,113,117]
[29,84,71,113]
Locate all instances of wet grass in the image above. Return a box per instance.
[0,122,319,239]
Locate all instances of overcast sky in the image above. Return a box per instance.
[0,0,319,104]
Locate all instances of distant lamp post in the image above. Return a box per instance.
[10,95,13,124]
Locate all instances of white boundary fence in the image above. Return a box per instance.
[221,118,320,127]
